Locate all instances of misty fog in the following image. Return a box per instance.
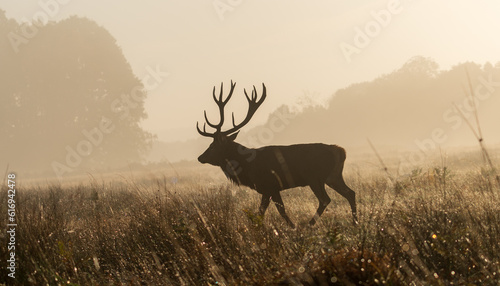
[1,2,500,179]
[4,3,500,285]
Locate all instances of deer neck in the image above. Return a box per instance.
[225,142,252,162]
[219,142,254,186]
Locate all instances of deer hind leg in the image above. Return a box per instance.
[326,176,358,225]
[309,183,331,226]
[271,192,295,228]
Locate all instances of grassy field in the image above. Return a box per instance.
[1,152,500,285]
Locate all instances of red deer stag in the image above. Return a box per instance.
[197,81,358,228]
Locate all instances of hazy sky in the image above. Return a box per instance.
[2,1,500,142]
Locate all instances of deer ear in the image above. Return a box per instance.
[228,131,239,141]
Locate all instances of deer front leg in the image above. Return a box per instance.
[271,192,295,228]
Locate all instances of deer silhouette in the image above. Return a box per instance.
[197,81,358,227]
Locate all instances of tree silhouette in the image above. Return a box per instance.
[0,12,153,176]
[242,57,500,150]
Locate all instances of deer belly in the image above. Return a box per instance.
[252,169,309,192]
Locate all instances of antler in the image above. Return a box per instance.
[222,83,266,136]
[196,81,266,137]
[197,80,236,137]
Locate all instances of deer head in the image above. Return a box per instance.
[197,80,266,166]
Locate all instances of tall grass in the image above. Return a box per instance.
[1,163,499,285]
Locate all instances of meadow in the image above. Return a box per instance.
[1,150,499,285]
